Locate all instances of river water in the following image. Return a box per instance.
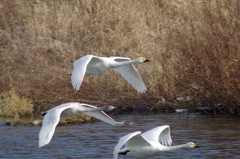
[0,113,239,159]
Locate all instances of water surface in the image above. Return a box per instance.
[0,113,239,159]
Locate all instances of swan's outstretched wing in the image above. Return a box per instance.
[113,131,151,159]
[81,104,124,126]
[71,55,93,91]
[38,103,73,148]
[109,57,147,93]
[142,125,172,146]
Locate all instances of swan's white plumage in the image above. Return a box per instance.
[113,131,151,159]
[71,55,149,93]
[71,55,93,90]
[38,104,71,148]
[109,57,147,93]
[113,125,199,159]
[38,102,124,148]
[83,110,122,126]
[143,125,172,146]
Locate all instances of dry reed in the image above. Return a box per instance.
[0,0,239,114]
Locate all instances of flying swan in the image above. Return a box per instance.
[38,102,124,148]
[113,125,199,158]
[71,55,150,93]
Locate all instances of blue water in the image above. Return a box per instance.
[0,113,240,159]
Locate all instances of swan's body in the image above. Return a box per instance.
[113,125,199,159]
[71,55,150,93]
[38,102,124,148]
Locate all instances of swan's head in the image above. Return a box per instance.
[187,142,200,148]
[103,105,116,111]
[135,57,150,63]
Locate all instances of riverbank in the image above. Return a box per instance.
[0,1,239,123]
[0,0,240,116]
[4,95,240,126]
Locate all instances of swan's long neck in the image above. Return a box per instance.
[83,107,103,112]
[112,59,136,68]
[162,143,190,151]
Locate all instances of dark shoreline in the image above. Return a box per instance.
[4,99,239,126]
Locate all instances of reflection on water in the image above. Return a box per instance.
[0,113,240,159]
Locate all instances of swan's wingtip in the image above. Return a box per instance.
[73,86,80,91]
[38,144,44,148]
[116,121,125,126]
[38,140,47,148]
[137,89,147,93]
[113,154,118,159]
[139,91,146,94]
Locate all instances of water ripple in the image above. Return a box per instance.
[0,114,240,158]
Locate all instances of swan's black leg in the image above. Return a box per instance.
[118,150,130,155]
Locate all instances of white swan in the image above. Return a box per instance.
[38,102,124,148]
[113,125,199,158]
[71,55,150,93]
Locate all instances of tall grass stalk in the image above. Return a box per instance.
[0,0,239,113]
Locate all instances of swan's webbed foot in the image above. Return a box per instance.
[118,150,130,155]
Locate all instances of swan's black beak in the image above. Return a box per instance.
[41,112,47,116]
[194,145,200,148]
[144,59,150,63]
[113,107,119,110]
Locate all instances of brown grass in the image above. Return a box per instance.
[0,0,239,113]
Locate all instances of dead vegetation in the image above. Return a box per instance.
[0,90,33,117]
[0,0,239,114]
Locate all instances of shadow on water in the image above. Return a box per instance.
[0,113,240,159]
